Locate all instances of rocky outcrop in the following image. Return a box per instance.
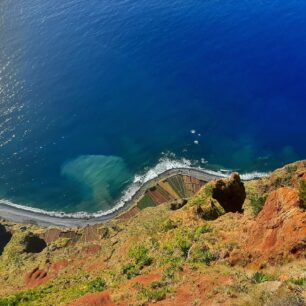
[24,233,47,253]
[0,224,12,256]
[231,187,306,267]
[212,173,246,213]
[0,161,305,306]
[169,198,188,210]
[190,173,245,220]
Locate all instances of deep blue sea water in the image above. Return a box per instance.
[1,0,306,213]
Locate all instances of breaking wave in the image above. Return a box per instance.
[0,156,269,220]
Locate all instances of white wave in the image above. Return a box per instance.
[0,156,269,220]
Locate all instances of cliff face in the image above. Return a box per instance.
[0,161,305,306]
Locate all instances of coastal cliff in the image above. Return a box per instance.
[0,161,305,306]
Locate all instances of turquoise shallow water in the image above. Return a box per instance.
[0,0,306,213]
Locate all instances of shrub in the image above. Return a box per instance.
[162,257,183,281]
[193,224,212,239]
[299,180,306,208]
[123,245,153,279]
[87,277,106,292]
[129,245,152,267]
[122,263,140,279]
[137,282,169,302]
[287,278,306,287]
[162,219,177,232]
[0,284,53,306]
[250,195,267,216]
[177,237,191,259]
[190,246,215,265]
[251,272,269,283]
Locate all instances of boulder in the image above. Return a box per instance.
[24,233,47,253]
[194,199,225,220]
[170,198,188,210]
[212,173,246,213]
[191,173,245,220]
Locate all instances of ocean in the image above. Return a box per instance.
[1,0,306,214]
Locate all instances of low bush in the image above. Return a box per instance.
[287,278,306,287]
[193,224,212,239]
[122,263,140,279]
[250,195,267,216]
[0,284,53,306]
[190,246,215,265]
[87,277,107,293]
[162,219,178,232]
[162,257,183,281]
[299,180,306,208]
[137,282,170,302]
[251,272,269,283]
[122,245,153,279]
[129,245,152,267]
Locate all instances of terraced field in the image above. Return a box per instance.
[136,174,205,210]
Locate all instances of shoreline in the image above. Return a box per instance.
[0,167,245,228]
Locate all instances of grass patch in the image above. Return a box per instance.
[136,281,170,303]
[0,276,107,306]
[129,245,152,267]
[287,278,306,287]
[137,194,156,210]
[162,257,183,281]
[188,184,213,207]
[250,195,267,216]
[190,247,215,265]
[193,224,212,239]
[0,284,54,306]
[299,180,306,208]
[251,272,270,283]
[122,245,153,279]
[87,277,107,293]
[162,219,178,232]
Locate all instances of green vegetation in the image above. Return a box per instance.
[190,246,215,265]
[193,224,212,239]
[167,176,187,198]
[0,284,54,306]
[188,183,213,207]
[87,277,107,293]
[136,281,170,303]
[0,161,305,306]
[137,194,156,210]
[162,257,183,281]
[299,180,306,208]
[128,245,152,267]
[0,276,107,306]
[286,165,298,174]
[250,194,267,216]
[251,272,269,283]
[287,278,306,287]
[122,262,141,279]
[162,219,178,232]
[122,245,153,279]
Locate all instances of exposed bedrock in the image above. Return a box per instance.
[230,187,306,267]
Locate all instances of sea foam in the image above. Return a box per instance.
[0,157,269,219]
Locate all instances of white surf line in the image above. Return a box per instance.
[0,167,265,228]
